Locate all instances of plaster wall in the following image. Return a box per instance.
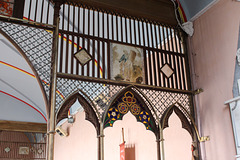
[104,112,157,160]
[54,109,192,160]
[163,112,192,160]
[190,0,240,159]
[54,111,98,160]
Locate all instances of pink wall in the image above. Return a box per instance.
[190,0,240,159]
[54,110,192,160]
[104,112,157,160]
[54,111,98,160]
[163,112,192,160]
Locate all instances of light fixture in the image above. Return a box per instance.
[68,115,74,124]
[74,48,92,66]
[55,126,68,137]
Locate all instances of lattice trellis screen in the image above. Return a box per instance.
[56,78,125,116]
[56,78,191,121]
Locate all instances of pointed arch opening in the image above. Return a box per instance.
[54,91,99,160]
[161,104,195,160]
[161,105,193,138]
[56,90,100,134]
[103,86,159,160]
[163,112,193,160]
[103,87,158,135]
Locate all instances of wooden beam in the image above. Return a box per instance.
[65,0,177,25]
[0,120,47,133]
[57,72,194,94]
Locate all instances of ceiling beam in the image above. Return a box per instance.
[64,0,177,25]
[0,120,47,133]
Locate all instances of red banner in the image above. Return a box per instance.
[120,142,125,160]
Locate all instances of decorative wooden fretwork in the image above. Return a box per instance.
[56,77,191,130]
[54,3,190,90]
[103,90,158,134]
[0,1,193,135]
[0,131,46,159]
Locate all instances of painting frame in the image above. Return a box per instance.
[110,42,145,84]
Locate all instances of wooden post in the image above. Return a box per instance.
[99,123,105,160]
[120,128,125,160]
[47,1,61,160]
[160,128,165,160]
[156,134,161,160]
[122,128,125,143]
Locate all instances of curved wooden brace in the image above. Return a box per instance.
[131,86,159,122]
[56,95,77,124]
[161,102,209,142]
[75,88,102,120]
[0,28,49,117]
[160,105,193,138]
[102,85,133,122]
[56,91,100,135]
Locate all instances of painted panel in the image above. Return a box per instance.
[111,43,144,84]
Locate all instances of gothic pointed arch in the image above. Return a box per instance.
[56,90,100,135]
[103,86,158,136]
[160,104,194,138]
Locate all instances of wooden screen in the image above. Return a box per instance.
[12,1,190,91]
[57,4,190,90]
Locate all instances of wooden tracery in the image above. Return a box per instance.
[161,105,193,138]
[103,87,158,135]
[56,91,100,135]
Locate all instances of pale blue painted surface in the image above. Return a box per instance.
[179,0,215,20]
[233,26,240,97]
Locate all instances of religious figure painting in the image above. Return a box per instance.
[111,43,145,84]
